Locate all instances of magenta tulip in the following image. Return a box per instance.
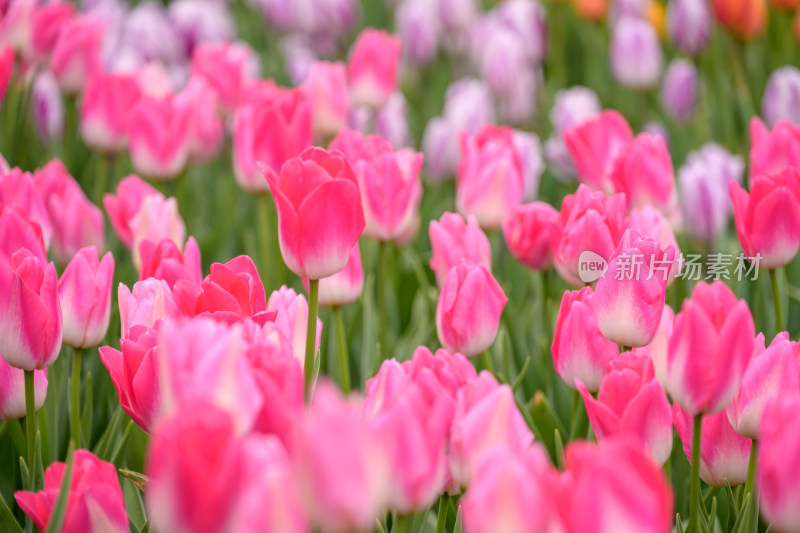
[564,110,634,191]
[610,133,677,215]
[502,201,561,271]
[757,397,800,533]
[81,72,141,153]
[138,236,202,289]
[58,246,113,348]
[429,212,491,288]
[347,29,402,108]
[301,61,350,141]
[118,278,179,337]
[266,286,322,369]
[749,118,800,179]
[128,95,192,180]
[103,175,161,249]
[50,15,105,94]
[0,356,46,420]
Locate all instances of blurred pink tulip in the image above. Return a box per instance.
[0,166,53,249]
[0,356,46,420]
[312,243,364,308]
[31,1,74,58]
[16,450,128,533]
[436,261,507,358]
[749,118,800,179]
[562,437,674,533]
[727,332,800,439]
[401,346,478,405]
[191,42,255,113]
[610,133,677,215]
[57,246,113,348]
[100,324,160,431]
[80,72,141,153]
[576,353,673,465]
[429,212,491,288]
[128,95,192,180]
[564,110,633,191]
[233,86,312,193]
[266,286,322,369]
[456,125,525,230]
[502,201,560,271]
[330,128,423,242]
[301,61,350,140]
[553,184,627,287]
[450,372,534,487]
[50,15,105,94]
[260,147,365,280]
[667,281,755,415]
[627,206,682,286]
[462,445,563,533]
[347,28,402,108]
[758,397,800,533]
[552,286,619,392]
[118,278,179,337]
[291,382,389,533]
[175,255,269,326]
[730,167,800,269]
[0,248,61,371]
[129,194,186,270]
[0,204,46,264]
[632,304,675,387]
[176,76,225,164]
[34,159,105,265]
[0,47,12,105]
[594,229,674,347]
[673,404,751,487]
[138,236,202,289]
[103,175,161,249]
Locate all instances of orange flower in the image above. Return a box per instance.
[712,0,768,40]
[572,0,609,22]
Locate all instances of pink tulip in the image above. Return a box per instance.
[667,281,756,415]
[128,95,192,180]
[57,246,113,348]
[749,118,800,179]
[118,278,179,337]
[50,15,105,94]
[313,243,364,308]
[175,255,269,326]
[103,175,160,249]
[0,47,12,105]
[129,194,186,270]
[157,317,263,434]
[456,125,525,230]
[31,1,74,58]
[0,249,61,371]
[576,353,673,465]
[730,167,800,269]
[330,128,423,242]
[502,201,561,271]
[673,404,752,487]
[232,86,312,193]
[758,397,800,533]
[99,324,160,431]
[627,205,682,286]
[450,372,534,487]
[191,42,255,112]
[175,76,224,164]
[266,286,322,369]
[0,204,46,263]
[347,28,402,108]
[137,235,199,286]
[365,361,450,512]
[291,382,389,533]
[301,61,350,140]
[593,229,674,348]
[80,72,141,153]
[34,159,105,265]
[260,147,365,280]
[553,184,627,287]
[0,356,46,420]
[436,261,507,358]
[610,133,677,215]
[462,445,563,533]
[429,212,491,288]
[552,286,619,392]
[564,110,634,191]
[727,332,800,439]
[562,437,674,533]
[16,450,128,533]
[632,304,675,387]
[0,166,53,249]
[401,346,478,404]
[134,62,175,100]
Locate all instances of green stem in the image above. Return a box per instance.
[93,153,109,206]
[257,195,273,290]
[70,348,82,448]
[744,439,759,532]
[24,370,35,488]
[9,82,31,166]
[378,240,389,359]
[568,387,587,440]
[769,269,784,332]
[304,280,319,401]
[689,414,703,533]
[480,350,494,374]
[394,514,411,533]
[333,306,350,394]
[435,494,449,533]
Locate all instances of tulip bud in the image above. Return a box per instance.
[0,167,53,249]
[301,61,350,141]
[762,66,800,128]
[103,175,161,249]
[50,15,105,94]
[191,42,256,112]
[128,95,191,181]
[564,110,633,192]
[429,212,491,287]
[32,71,64,145]
[313,244,364,308]
[660,59,698,123]
[0,357,46,420]
[396,0,441,66]
[610,133,677,215]
[58,246,114,348]
[711,0,767,40]
[175,76,225,164]
[129,195,186,270]
[81,72,141,153]
[757,397,800,533]
[118,278,179,337]
[667,0,712,55]
[138,236,202,289]
[267,286,322,369]
[347,29,402,109]
[502,201,560,271]
[749,118,800,178]
[32,2,75,59]
[610,17,663,90]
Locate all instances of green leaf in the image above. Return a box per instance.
[119,470,149,492]
[511,356,531,392]
[375,519,388,533]
[706,497,718,533]
[453,505,462,533]
[44,443,75,533]
[123,478,148,531]
[18,458,29,492]
[92,406,124,461]
[32,432,43,491]
[107,421,134,465]
[80,372,93,445]
[0,490,24,533]
[554,428,565,471]
[675,513,686,533]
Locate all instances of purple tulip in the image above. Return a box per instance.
[168,0,235,56]
[544,86,601,180]
[667,0,712,56]
[660,59,698,123]
[493,0,548,65]
[762,66,800,128]
[610,17,662,90]
[32,71,64,145]
[396,0,440,66]
[610,0,649,24]
[375,92,412,149]
[123,1,184,64]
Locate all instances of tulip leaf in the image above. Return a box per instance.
[119,469,149,492]
[18,459,29,492]
[453,505,462,533]
[725,481,739,516]
[123,477,148,531]
[731,494,751,533]
[375,519,388,533]
[511,356,531,392]
[44,443,75,533]
[80,372,94,445]
[92,406,124,461]
[554,428,565,471]
[108,421,134,465]
[675,513,685,533]
[706,497,718,533]
[0,490,24,533]
[33,432,43,491]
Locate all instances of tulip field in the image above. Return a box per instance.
[2,0,800,532]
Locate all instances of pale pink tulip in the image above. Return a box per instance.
[429,212,491,288]
[118,278,179,337]
[50,15,105,94]
[502,201,560,271]
[128,95,192,180]
[103,175,160,249]
[129,195,186,270]
[313,243,364,308]
[347,29,402,108]
[564,110,634,192]
[0,356,46,420]
[138,236,202,289]
[757,397,800,533]
[80,72,141,153]
[301,61,350,140]
[57,246,113,348]
[266,286,322,369]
